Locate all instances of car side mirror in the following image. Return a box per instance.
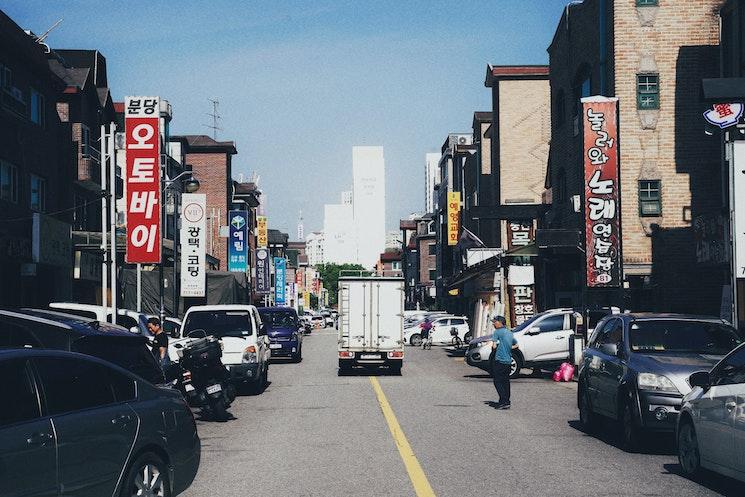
[129,326,140,334]
[599,343,619,357]
[689,371,711,390]
[170,330,180,339]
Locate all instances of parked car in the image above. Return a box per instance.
[310,314,325,329]
[0,308,165,385]
[578,313,742,450]
[172,305,270,393]
[49,302,149,335]
[0,348,200,497]
[465,308,580,378]
[321,310,334,327]
[582,306,621,339]
[677,342,745,482]
[404,315,469,346]
[258,307,303,362]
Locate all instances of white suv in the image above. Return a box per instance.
[171,305,271,393]
[465,308,580,378]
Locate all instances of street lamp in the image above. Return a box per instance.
[160,171,200,325]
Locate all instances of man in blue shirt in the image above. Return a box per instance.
[490,315,518,409]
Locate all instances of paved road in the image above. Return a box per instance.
[182,330,741,497]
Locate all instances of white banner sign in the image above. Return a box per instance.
[734,142,745,278]
[181,193,207,297]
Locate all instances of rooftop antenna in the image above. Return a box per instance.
[37,18,63,43]
[203,98,223,140]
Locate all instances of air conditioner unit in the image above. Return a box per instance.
[458,135,469,145]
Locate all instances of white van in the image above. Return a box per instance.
[173,305,270,393]
[49,303,149,335]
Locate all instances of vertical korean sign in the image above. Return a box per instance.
[582,96,620,287]
[255,248,270,293]
[180,194,206,297]
[274,257,286,305]
[257,216,268,248]
[447,191,461,246]
[125,96,161,264]
[228,210,248,272]
[507,220,535,251]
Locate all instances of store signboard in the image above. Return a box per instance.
[228,210,248,272]
[447,191,460,246]
[274,257,286,305]
[255,248,270,294]
[180,193,206,297]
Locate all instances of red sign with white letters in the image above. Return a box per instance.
[125,96,161,264]
[582,97,620,287]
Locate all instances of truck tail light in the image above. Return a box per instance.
[387,351,404,359]
[339,351,355,359]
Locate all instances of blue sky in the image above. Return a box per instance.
[5,0,568,236]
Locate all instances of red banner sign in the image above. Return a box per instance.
[582,97,620,287]
[125,97,161,264]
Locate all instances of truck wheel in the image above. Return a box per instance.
[410,334,422,346]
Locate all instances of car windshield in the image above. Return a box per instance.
[259,311,297,328]
[629,320,742,355]
[183,311,253,338]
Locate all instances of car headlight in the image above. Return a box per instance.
[638,373,680,393]
[242,345,258,363]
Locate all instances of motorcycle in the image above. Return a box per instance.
[172,334,235,421]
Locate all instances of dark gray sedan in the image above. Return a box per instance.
[0,349,200,497]
[577,313,742,450]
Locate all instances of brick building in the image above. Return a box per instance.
[174,135,237,269]
[542,0,726,313]
[0,11,74,307]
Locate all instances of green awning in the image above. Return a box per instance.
[503,242,539,257]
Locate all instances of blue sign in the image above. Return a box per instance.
[228,210,248,272]
[274,257,286,305]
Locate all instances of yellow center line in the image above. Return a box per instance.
[369,376,436,497]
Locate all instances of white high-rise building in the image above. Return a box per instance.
[305,231,325,266]
[341,190,353,205]
[425,152,440,214]
[353,146,386,269]
[323,202,355,264]
[297,210,305,241]
[385,230,402,250]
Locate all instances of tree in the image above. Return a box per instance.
[316,263,365,307]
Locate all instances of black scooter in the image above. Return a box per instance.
[172,334,235,421]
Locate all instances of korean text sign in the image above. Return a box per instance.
[508,285,536,326]
[274,257,286,305]
[447,191,461,246]
[582,96,621,287]
[255,248,270,294]
[257,216,268,248]
[125,96,161,264]
[180,194,206,297]
[507,220,534,251]
[228,210,248,272]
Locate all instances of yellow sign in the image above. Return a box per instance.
[304,291,311,309]
[257,216,268,248]
[447,191,461,246]
[448,288,460,296]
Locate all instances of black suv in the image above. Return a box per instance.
[0,309,164,385]
[577,313,741,450]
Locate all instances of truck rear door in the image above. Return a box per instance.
[370,280,403,350]
[341,280,370,349]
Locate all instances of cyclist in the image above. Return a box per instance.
[420,317,433,350]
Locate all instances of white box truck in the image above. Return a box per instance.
[337,273,404,374]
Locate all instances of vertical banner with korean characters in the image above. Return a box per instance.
[228,210,248,272]
[255,248,270,294]
[125,96,161,264]
[257,216,268,248]
[582,96,621,287]
[180,194,206,297]
[507,220,535,251]
[447,191,461,246]
[274,257,286,305]
[507,265,536,326]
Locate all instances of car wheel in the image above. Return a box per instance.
[620,400,641,451]
[578,385,598,431]
[120,452,171,497]
[509,353,523,379]
[410,333,422,346]
[678,420,702,478]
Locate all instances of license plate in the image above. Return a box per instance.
[184,384,195,392]
[270,344,282,349]
[361,354,379,359]
[206,384,222,394]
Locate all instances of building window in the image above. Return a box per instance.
[636,0,658,5]
[428,243,436,255]
[427,221,435,234]
[637,74,659,109]
[0,160,18,203]
[392,261,401,270]
[30,88,45,127]
[639,180,661,216]
[81,125,91,156]
[428,269,437,281]
[0,63,11,88]
[30,174,46,212]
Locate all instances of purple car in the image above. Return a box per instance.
[258,307,303,362]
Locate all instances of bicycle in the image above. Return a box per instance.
[450,328,463,350]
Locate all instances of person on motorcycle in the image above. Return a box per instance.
[147,317,170,368]
[420,317,433,350]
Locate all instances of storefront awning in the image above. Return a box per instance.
[503,242,539,257]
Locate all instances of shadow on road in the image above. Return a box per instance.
[337,368,401,377]
[662,463,742,496]
[567,419,676,456]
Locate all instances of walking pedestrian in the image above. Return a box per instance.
[420,317,432,349]
[147,317,170,368]
[490,314,518,410]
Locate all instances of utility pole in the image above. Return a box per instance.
[204,98,222,140]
